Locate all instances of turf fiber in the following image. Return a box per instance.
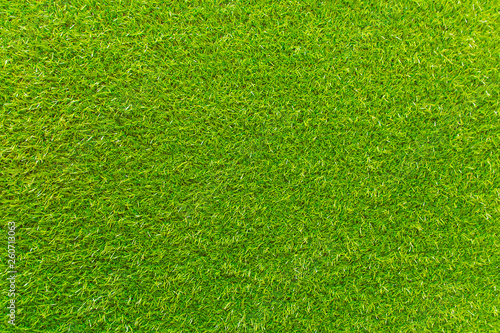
[1,0,500,332]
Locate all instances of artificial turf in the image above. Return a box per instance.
[1,0,500,331]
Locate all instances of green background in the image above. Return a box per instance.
[1,0,499,331]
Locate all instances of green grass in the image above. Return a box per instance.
[1,0,500,331]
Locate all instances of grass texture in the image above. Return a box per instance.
[1,0,500,332]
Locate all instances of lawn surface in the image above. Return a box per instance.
[1,0,500,332]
